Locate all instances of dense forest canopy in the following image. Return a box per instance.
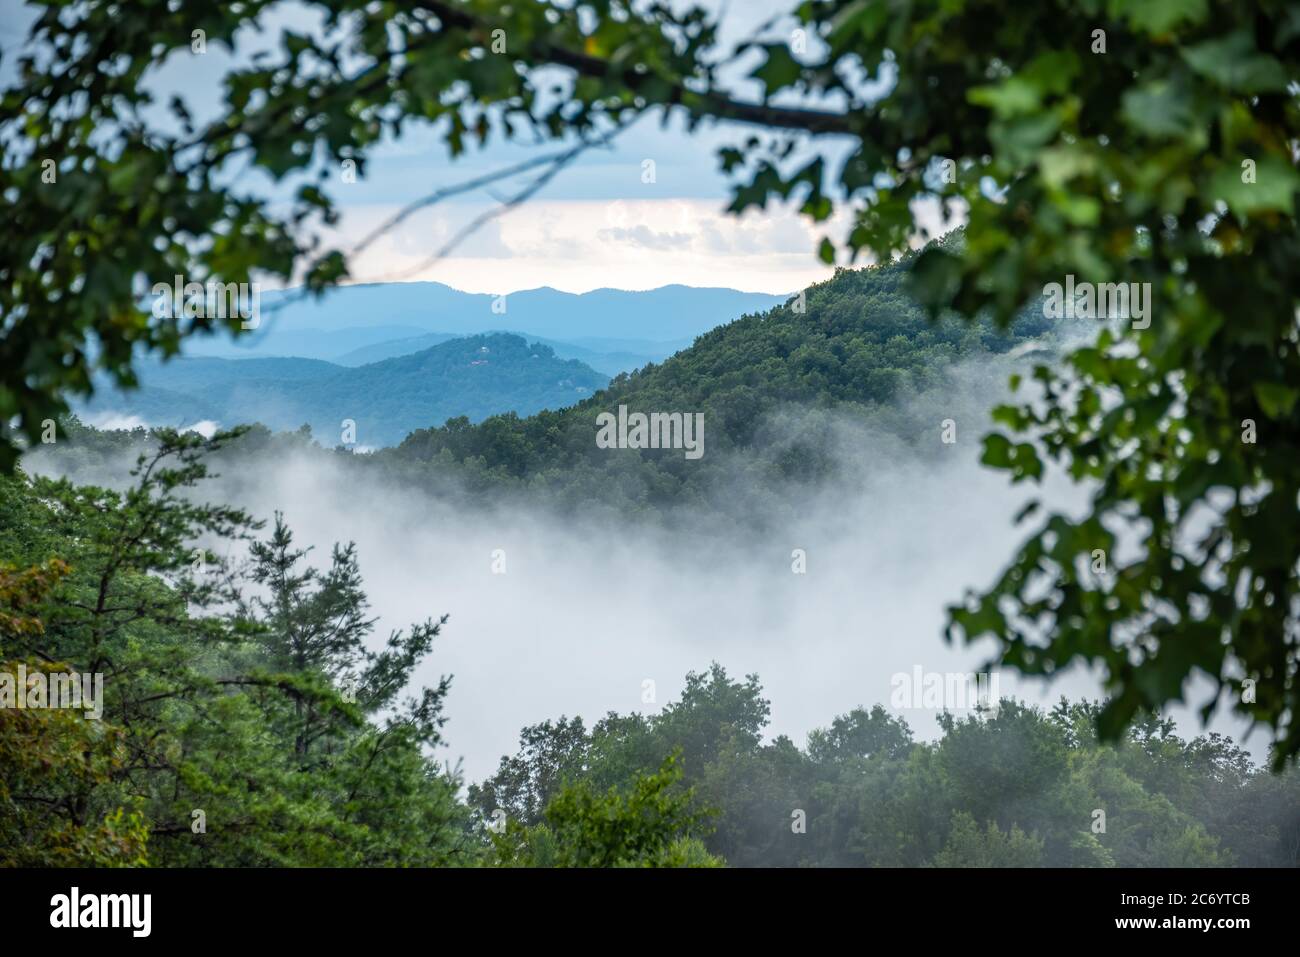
[384,237,1054,513]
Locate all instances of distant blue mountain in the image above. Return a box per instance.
[333,330,695,376]
[183,324,435,360]
[82,285,785,443]
[243,282,787,342]
[82,334,608,446]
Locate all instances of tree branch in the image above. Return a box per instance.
[416,0,863,137]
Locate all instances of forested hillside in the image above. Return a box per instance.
[43,248,1058,523]
[334,331,680,377]
[4,431,1296,868]
[379,244,1054,517]
[5,0,1298,887]
[42,247,1057,526]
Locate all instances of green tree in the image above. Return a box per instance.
[806,705,913,763]
[932,812,1044,868]
[488,754,723,868]
[242,512,451,763]
[0,563,149,866]
[0,430,472,866]
[468,716,591,827]
[479,670,1291,867]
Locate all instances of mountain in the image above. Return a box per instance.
[176,284,783,364]
[79,356,339,429]
[379,245,1055,516]
[126,356,341,390]
[334,331,693,376]
[238,282,786,341]
[81,335,609,447]
[331,333,467,367]
[183,324,434,360]
[71,244,1056,515]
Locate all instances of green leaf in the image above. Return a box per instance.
[989,114,1061,169]
[1120,80,1199,140]
[1182,31,1288,93]
[969,77,1042,119]
[1209,155,1300,216]
[751,44,802,94]
[1116,0,1209,35]
[1038,145,1095,189]
[907,246,962,311]
[1254,382,1299,419]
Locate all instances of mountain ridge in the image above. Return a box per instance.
[379,250,1054,517]
[249,282,789,341]
[82,334,609,447]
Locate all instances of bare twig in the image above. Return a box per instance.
[352,123,627,284]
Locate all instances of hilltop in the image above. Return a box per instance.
[81,334,608,447]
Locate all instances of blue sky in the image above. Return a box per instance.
[2,0,873,293]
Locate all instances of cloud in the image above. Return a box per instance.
[322,198,842,294]
[596,225,694,251]
[310,193,967,296]
[79,411,150,432]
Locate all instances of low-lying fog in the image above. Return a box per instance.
[29,360,1264,782]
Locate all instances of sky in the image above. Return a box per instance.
[0,0,866,294]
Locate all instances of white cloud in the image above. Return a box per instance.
[80,412,149,432]
[326,198,842,294]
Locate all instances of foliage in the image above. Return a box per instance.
[932,813,1045,868]
[0,563,149,866]
[384,252,1049,522]
[0,429,471,866]
[487,754,724,868]
[4,0,1299,850]
[476,664,1300,868]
